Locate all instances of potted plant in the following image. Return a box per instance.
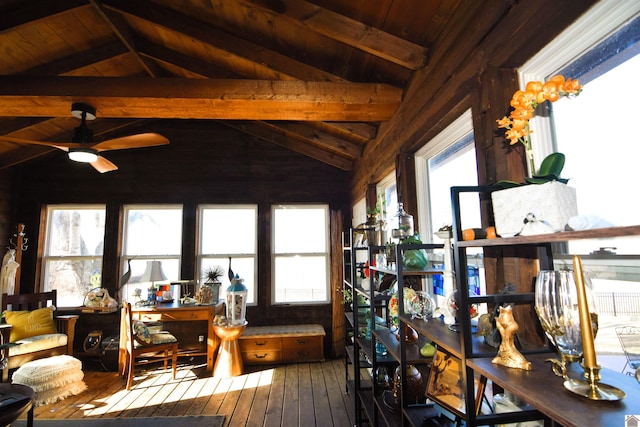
[493,75,583,237]
[197,265,224,304]
[203,265,224,284]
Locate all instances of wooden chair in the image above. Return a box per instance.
[1,291,78,382]
[120,302,178,390]
[616,326,640,375]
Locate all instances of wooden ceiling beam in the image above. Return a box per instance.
[0,145,55,170]
[310,121,377,144]
[228,0,429,70]
[222,121,353,171]
[262,121,362,159]
[136,39,237,79]
[102,0,343,82]
[89,0,162,77]
[0,76,402,121]
[137,39,375,145]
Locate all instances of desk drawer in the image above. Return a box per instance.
[136,310,210,322]
[242,350,281,364]
[240,337,281,352]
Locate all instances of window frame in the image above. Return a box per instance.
[42,204,106,306]
[520,0,640,170]
[271,204,331,305]
[197,204,258,305]
[376,171,397,238]
[414,109,477,242]
[120,204,184,301]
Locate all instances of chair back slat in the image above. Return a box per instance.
[123,302,135,353]
[2,290,57,312]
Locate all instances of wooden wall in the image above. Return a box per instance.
[2,0,600,358]
[9,120,351,352]
[351,0,598,202]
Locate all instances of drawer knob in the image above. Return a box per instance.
[296,339,308,345]
[255,354,268,359]
[255,341,267,346]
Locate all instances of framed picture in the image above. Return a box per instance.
[425,348,486,418]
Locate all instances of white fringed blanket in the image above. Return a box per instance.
[12,354,87,406]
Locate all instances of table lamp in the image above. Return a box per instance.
[142,260,167,302]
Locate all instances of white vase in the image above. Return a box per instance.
[491,181,577,237]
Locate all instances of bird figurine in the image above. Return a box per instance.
[118,258,132,292]
[228,257,235,282]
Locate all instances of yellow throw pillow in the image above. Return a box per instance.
[4,307,58,341]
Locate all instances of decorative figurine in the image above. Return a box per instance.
[491,305,532,370]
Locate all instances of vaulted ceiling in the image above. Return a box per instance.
[0,0,464,173]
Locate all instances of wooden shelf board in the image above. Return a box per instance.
[457,224,640,248]
[467,352,640,427]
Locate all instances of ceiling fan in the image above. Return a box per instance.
[0,103,169,173]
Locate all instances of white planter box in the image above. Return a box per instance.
[491,181,577,237]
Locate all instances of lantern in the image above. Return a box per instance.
[226,274,247,325]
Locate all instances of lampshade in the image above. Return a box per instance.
[68,148,98,163]
[141,261,167,282]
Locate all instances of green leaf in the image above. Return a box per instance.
[536,152,565,177]
[494,180,525,189]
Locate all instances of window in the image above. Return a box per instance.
[42,205,106,307]
[519,1,640,344]
[199,205,257,304]
[272,205,330,304]
[521,1,639,255]
[415,110,480,240]
[415,110,483,300]
[121,205,183,301]
[377,171,398,238]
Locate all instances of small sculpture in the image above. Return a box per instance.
[492,305,531,370]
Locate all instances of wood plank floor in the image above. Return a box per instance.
[18,357,357,427]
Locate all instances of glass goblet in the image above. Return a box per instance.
[534,270,598,373]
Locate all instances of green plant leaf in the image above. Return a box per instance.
[536,152,565,177]
[494,180,525,189]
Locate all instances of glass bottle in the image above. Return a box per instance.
[392,203,414,240]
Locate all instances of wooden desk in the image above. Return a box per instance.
[119,301,223,373]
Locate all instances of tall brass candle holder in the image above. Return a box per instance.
[562,256,625,401]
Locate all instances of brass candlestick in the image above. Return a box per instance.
[562,256,625,401]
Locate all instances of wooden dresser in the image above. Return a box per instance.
[239,324,325,365]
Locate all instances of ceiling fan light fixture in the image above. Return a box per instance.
[69,148,98,163]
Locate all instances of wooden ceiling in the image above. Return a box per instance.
[0,0,463,172]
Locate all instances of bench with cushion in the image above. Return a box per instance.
[239,324,325,365]
[1,291,78,382]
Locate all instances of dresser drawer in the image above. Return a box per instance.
[242,350,282,364]
[239,337,281,352]
[282,335,324,362]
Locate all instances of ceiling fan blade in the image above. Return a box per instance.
[0,135,79,152]
[90,156,119,173]
[91,133,169,152]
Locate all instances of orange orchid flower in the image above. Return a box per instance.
[497,75,582,167]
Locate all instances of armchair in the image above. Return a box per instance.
[1,290,78,382]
